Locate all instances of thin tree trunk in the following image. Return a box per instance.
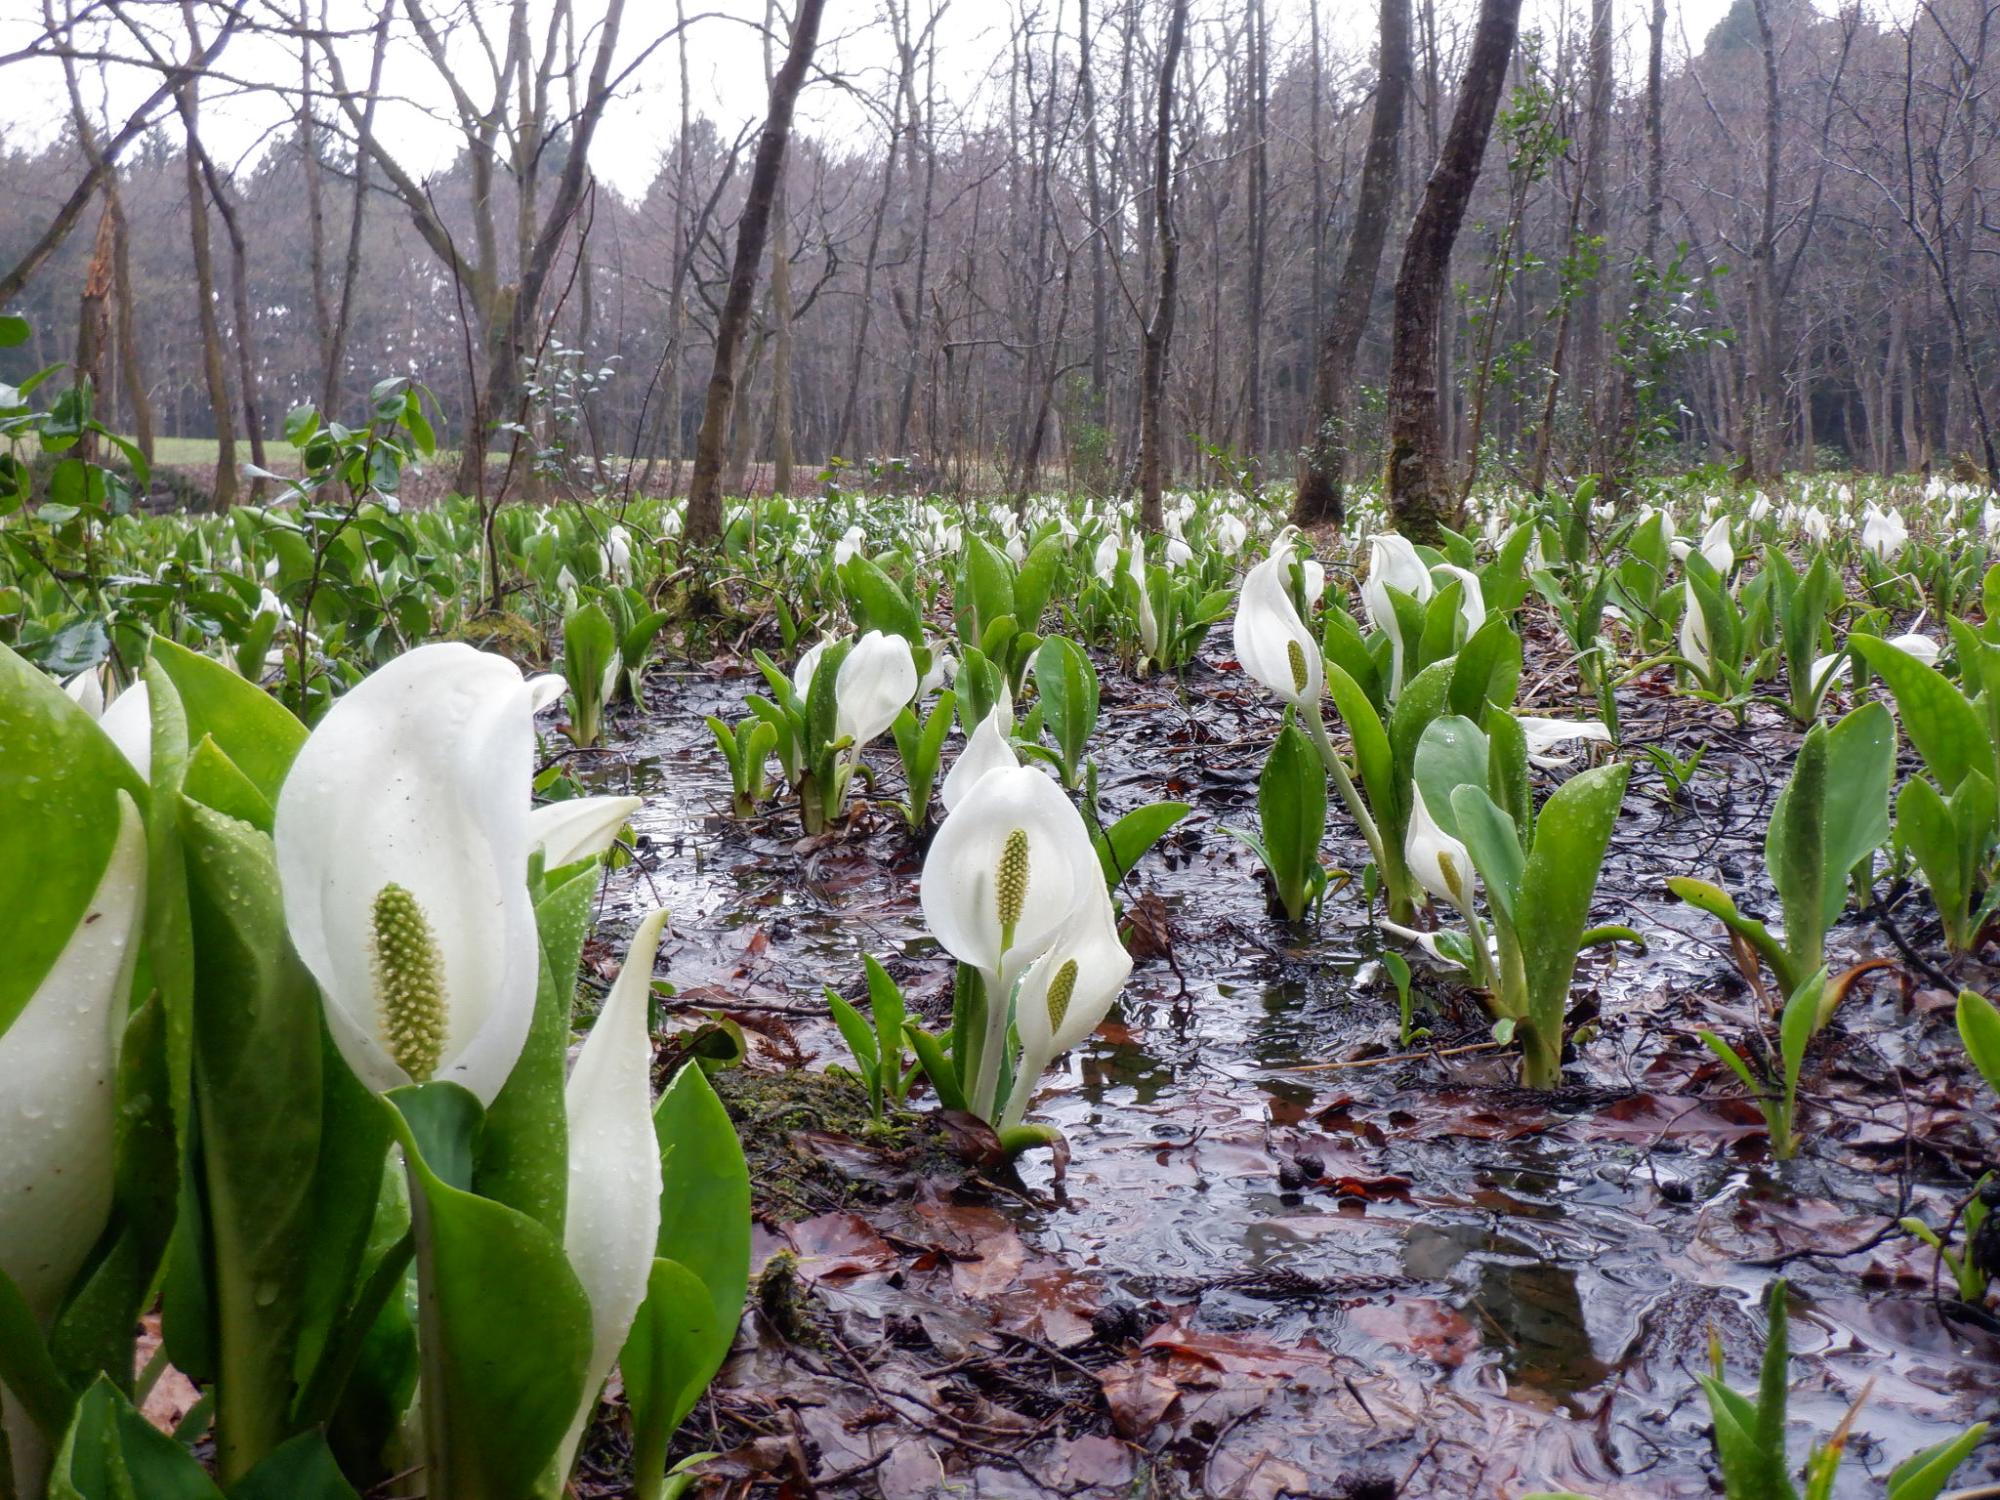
[73,207,114,465]
[1135,0,1189,534]
[1296,0,1411,525]
[107,180,153,464]
[1384,0,1524,542]
[1576,0,1612,462]
[324,0,391,413]
[685,0,826,545]
[1743,0,1783,480]
[179,71,238,511]
[1607,0,1666,499]
[1243,0,1268,474]
[763,0,796,495]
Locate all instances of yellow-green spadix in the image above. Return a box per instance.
[274,643,538,1105]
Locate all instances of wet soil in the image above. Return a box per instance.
[565,640,2000,1500]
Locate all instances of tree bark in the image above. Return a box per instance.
[178,65,237,511]
[1384,0,1523,541]
[685,0,826,545]
[1135,0,1189,534]
[1296,0,1411,525]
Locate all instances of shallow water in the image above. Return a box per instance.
[576,650,1999,1498]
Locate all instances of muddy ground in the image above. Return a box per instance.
[561,629,2000,1500]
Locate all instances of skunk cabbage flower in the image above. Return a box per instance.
[527,673,569,715]
[602,525,633,584]
[833,525,866,568]
[1679,582,1711,675]
[1164,536,1193,568]
[918,642,956,699]
[941,705,1018,814]
[1887,632,1941,669]
[1809,652,1844,697]
[1214,513,1249,555]
[1128,550,1159,657]
[792,636,832,699]
[1301,557,1326,605]
[999,890,1132,1132]
[556,909,668,1478]
[1747,496,1772,523]
[835,631,918,748]
[1092,532,1120,581]
[1361,534,1433,629]
[1802,505,1832,543]
[1,793,145,1499]
[1431,563,1487,637]
[921,767,1100,1113]
[1232,530,1321,710]
[1362,535,1434,696]
[1515,716,1613,769]
[529,795,644,870]
[1405,792,1474,910]
[275,644,538,1106]
[1698,516,1734,575]
[1861,506,1907,562]
[98,680,151,781]
[62,666,106,719]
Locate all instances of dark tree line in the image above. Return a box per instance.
[6,0,2000,536]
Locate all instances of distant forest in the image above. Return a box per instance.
[4,0,1997,509]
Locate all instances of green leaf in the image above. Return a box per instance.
[0,1264,74,1444]
[0,643,146,1036]
[1413,715,1489,842]
[841,555,923,644]
[1258,719,1327,921]
[1450,785,1525,923]
[828,989,879,1073]
[1850,634,1987,793]
[227,1432,361,1500]
[904,1022,967,1113]
[1035,636,1098,784]
[149,639,306,807]
[1325,662,1396,831]
[626,1066,750,1447]
[1780,967,1828,1100]
[1699,1032,1766,1097]
[1515,763,1629,1088]
[48,1376,225,1500]
[1768,725,1829,974]
[1093,800,1192,890]
[1959,989,2000,1096]
[1816,702,1893,929]
[182,737,277,830]
[1449,614,1523,719]
[477,865,596,1230]
[388,1084,592,1499]
[1887,1422,1989,1500]
[179,804,329,1484]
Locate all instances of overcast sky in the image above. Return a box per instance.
[1,0,1750,202]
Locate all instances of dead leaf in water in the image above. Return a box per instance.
[781,1211,899,1279]
[1348,1297,1481,1369]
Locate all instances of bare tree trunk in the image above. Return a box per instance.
[300,0,331,389]
[685,0,826,545]
[1296,0,1411,525]
[179,70,238,511]
[107,180,153,464]
[181,130,269,497]
[1243,0,1268,474]
[1742,0,1783,481]
[1576,0,1612,464]
[763,0,797,495]
[1385,0,1522,541]
[1607,0,1666,498]
[73,208,114,465]
[322,0,391,414]
[1080,0,1108,413]
[1135,0,1189,534]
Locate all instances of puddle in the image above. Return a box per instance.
[568,649,2000,1498]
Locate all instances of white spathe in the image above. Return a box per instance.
[1515,716,1613,769]
[1231,528,1322,710]
[98,679,151,782]
[556,908,668,1480]
[529,795,644,870]
[920,765,1100,982]
[1861,505,1908,562]
[999,889,1133,1132]
[275,643,538,1105]
[0,793,146,1500]
[1431,563,1487,637]
[1404,791,1474,909]
[941,705,1019,814]
[1679,581,1711,675]
[835,631,918,747]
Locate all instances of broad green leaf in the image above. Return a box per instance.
[1959,989,2000,1096]
[389,1084,592,1498]
[1449,614,1523,720]
[477,864,597,1231]
[182,737,276,830]
[840,555,922,644]
[1451,785,1525,922]
[1413,715,1489,842]
[827,990,879,1072]
[0,1265,74,1444]
[149,639,305,806]
[1767,726,1828,977]
[1259,719,1327,921]
[180,804,328,1483]
[48,1376,224,1500]
[1817,701,1893,928]
[1780,968,1828,1098]
[1850,635,1987,793]
[1325,661,1395,830]
[1887,1422,1989,1500]
[227,1432,360,1500]
[1094,801,1192,889]
[1516,763,1630,1087]
[0,644,145,1036]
